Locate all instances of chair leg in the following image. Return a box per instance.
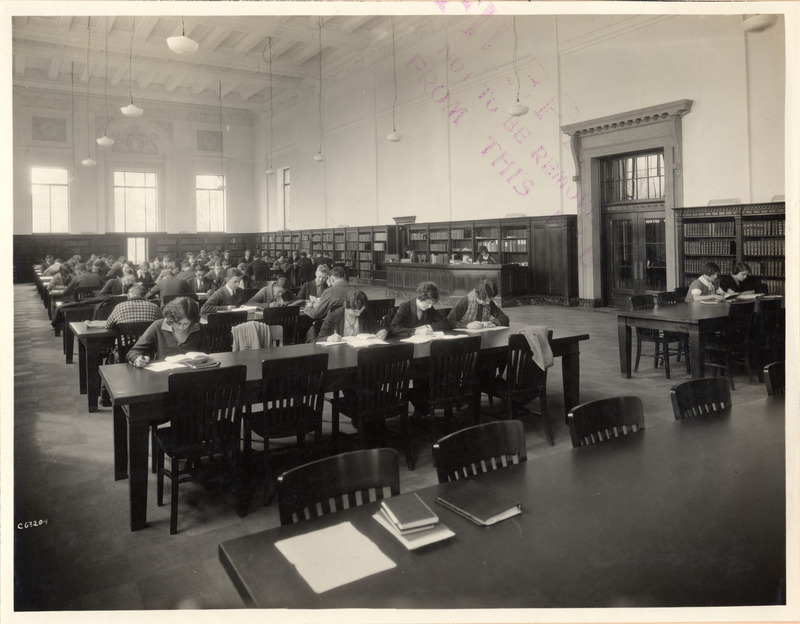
[634,336,643,372]
[170,455,179,535]
[156,447,165,506]
[662,336,671,379]
[401,412,415,471]
[331,407,339,453]
[541,393,554,447]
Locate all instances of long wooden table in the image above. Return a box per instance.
[99,327,589,531]
[219,395,785,609]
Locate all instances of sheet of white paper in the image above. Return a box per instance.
[274,521,396,593]
[317,340,347,347]
[83,320,106,328]
[144,361,188,372]
[454,326,508,333]
[234,305,259,312]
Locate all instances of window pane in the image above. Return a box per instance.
[51,187,69,231]
[32,167,68,184]
[31,167,69,232]
[113,169,158,232]
[603,152,664,202]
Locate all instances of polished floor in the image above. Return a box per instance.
[12,283,771,611]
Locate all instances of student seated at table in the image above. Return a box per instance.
[237,263,256,289]
[718,261,758,296]
[447,279,509,329]
[403,245,419,263]
[146,263,194,300]
[304,266,354,322]
[105,284,163,330]
[98,272,136,297]
[296,265,329,302]
[201,268,248,314]
[127,297,206,367]
[246,277,297,308]
[389,281,450,337]
[188,264,216,295]
[685,262,725,302]
[62,262,104,297]
[47,264,73,291]
[42,258,63,276]
[317,290,388,342]
[476,245,497,264]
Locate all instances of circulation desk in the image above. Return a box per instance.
[385,262,529,298]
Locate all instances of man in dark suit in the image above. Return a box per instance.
[146,264,194,300]
[296,264,330,301]
[174,261,196,284]
[245,253,270,287]
[239,249,253,265]
[200,268,248,313]
[62,263,104,297]
[303,266,353,322]
[189,264,216,294]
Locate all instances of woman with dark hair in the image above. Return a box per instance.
[403,245,420,263]
[317,290,388,341]
[685,262,724,302]
[389,281,450,337]
[127,297,206,367]
[476,245,496,264]
[719,261,758,296]
[246,276,297,307]
[447,279,509,329]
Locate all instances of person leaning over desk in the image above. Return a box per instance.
[246,277,298,308]
[403,245,420,263]
[389,281,450,337]
[719,261,759,296]
[685,262,725,302]
[201,268,248,314]
[127,297,207,367]
[447,279,509,329]
[317,290,387,341]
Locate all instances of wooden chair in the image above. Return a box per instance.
[432,420,526,484]
[656,291,690,373]
[243,353,328,507]
[241,287,260,301]
[752,297,783,378]
[329,343,415,468]
[73,286,97,300]
[205,310,249,353]
[277,448,400,526]
[630,294,683,379]
[427,336,482,435]
[436,307,452,319]
[669,377,732,420]
[763,361,785,396]
[674,286,689,301]
[703,300,757,390]
[567,396,645,448]
[154,365,247,534]
[481,332,553,446]
[378,306,399,329]
[259,306,299,344]
[115,321,154,362]
[366,298,396,327]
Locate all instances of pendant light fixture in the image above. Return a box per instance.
[82,18,97,167]
[69,61,79,181]
[264,38,275,176]
[507,15,529,117]
[121,17,143,117]
[217,80,225,190]
[387,17,402,142]
[167,16,199,55]
[313,18,324,162]
[96,21,114,147]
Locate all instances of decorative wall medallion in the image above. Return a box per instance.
[32,117,66,142]
[197,129,222,152]
[112,131,158,154]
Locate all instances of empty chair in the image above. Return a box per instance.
[656,291,691,373]
[568,396,645,448]
[244,353,328,506]
[752,297,783,376]
[277,448,400,526]
[329,343,415,468]
[631,294,684,379]
[670,377,732,420]
[154,365,247,534]
[763,361,785,396]
[427,336,482,435]
[703,300,756,389]
[259,306,299,345]
[432,420,527,484]
[205,310,249,353]
[674,286,689,301]
[481,332,553,446]
[366,298,396,327]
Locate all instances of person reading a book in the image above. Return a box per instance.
[201,268,248,314]
[446,279,509,329]
[128,297,207,367]
[685,262,725,302]
[389,281,450,338]
[317,290,387,342]
[719,262,758,296]
[246,277,297,308]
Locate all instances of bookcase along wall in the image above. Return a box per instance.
[675,202,785,295]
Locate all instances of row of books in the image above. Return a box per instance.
[742,220,784,236]
[746,260,784,277]
[684,240,736,255]
[684,222,736,237]
[683,258,734,274]
[501,240,528,251]
[742,239,785,256]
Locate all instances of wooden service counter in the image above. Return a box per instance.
[385,262,528,299]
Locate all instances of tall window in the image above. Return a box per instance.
[127,237,147,264]
[196,174,225,232]
[113,171,158,232]
[603,152,665,203]
[31,167,69,233]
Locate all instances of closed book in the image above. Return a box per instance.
[373,513,455,551]
[434,480,522,526]
[380,493,439,531]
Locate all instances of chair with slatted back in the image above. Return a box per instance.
[631,294,684,378]
[205,310,249,353]
[432,420,526,484]
[241,287,260,301]
[752,297,783,378]
[656,291,691,374]
[674,286,689,301]
[703,300,757,390]
[259,306,300,345]
[763,361,785,396]
[366,298,396,328]
[243,353,328,508]
[568,396,645,448]
[277,448,400,526]
[481,332,553,446]
[329,343,415,468]
[435,307,452,321]
[155,365,247,534]
[427,336,482,435]
[669,377,732,420]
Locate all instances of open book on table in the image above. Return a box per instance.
[163,352,220,369]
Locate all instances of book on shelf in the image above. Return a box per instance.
[380,493,439,531]
[434,480,522,526]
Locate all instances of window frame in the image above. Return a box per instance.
[195,173,226,233]
[30,166,70,233]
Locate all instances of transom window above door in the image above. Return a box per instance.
[603,152,665,203]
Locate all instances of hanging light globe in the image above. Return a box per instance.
[96,134,114,147]
[167,35,199,55]
[313,153,324,162]
[508,102,529,117]
[387,131,402,142]
[121,102,143,117]
[82,157,97,167]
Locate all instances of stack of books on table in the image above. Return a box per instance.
[373,493,455,550]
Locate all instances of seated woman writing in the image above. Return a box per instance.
[127,297,207,367]
[447,279,509,329]
[389,281,450,337]
[685,262,725,302]
[317,290,388,342]
[246,277,298,308]
[718,262,758,296]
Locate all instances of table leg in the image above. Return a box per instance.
[618,319,632,378]
[560,349,581,421]
[127,406,151,531]
[65,324,75,363]
[78,339,87,395]
[85,340,101,412]
[114,404,129,480]
[688,326,704,379]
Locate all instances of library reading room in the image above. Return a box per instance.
[5,3,799,624]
